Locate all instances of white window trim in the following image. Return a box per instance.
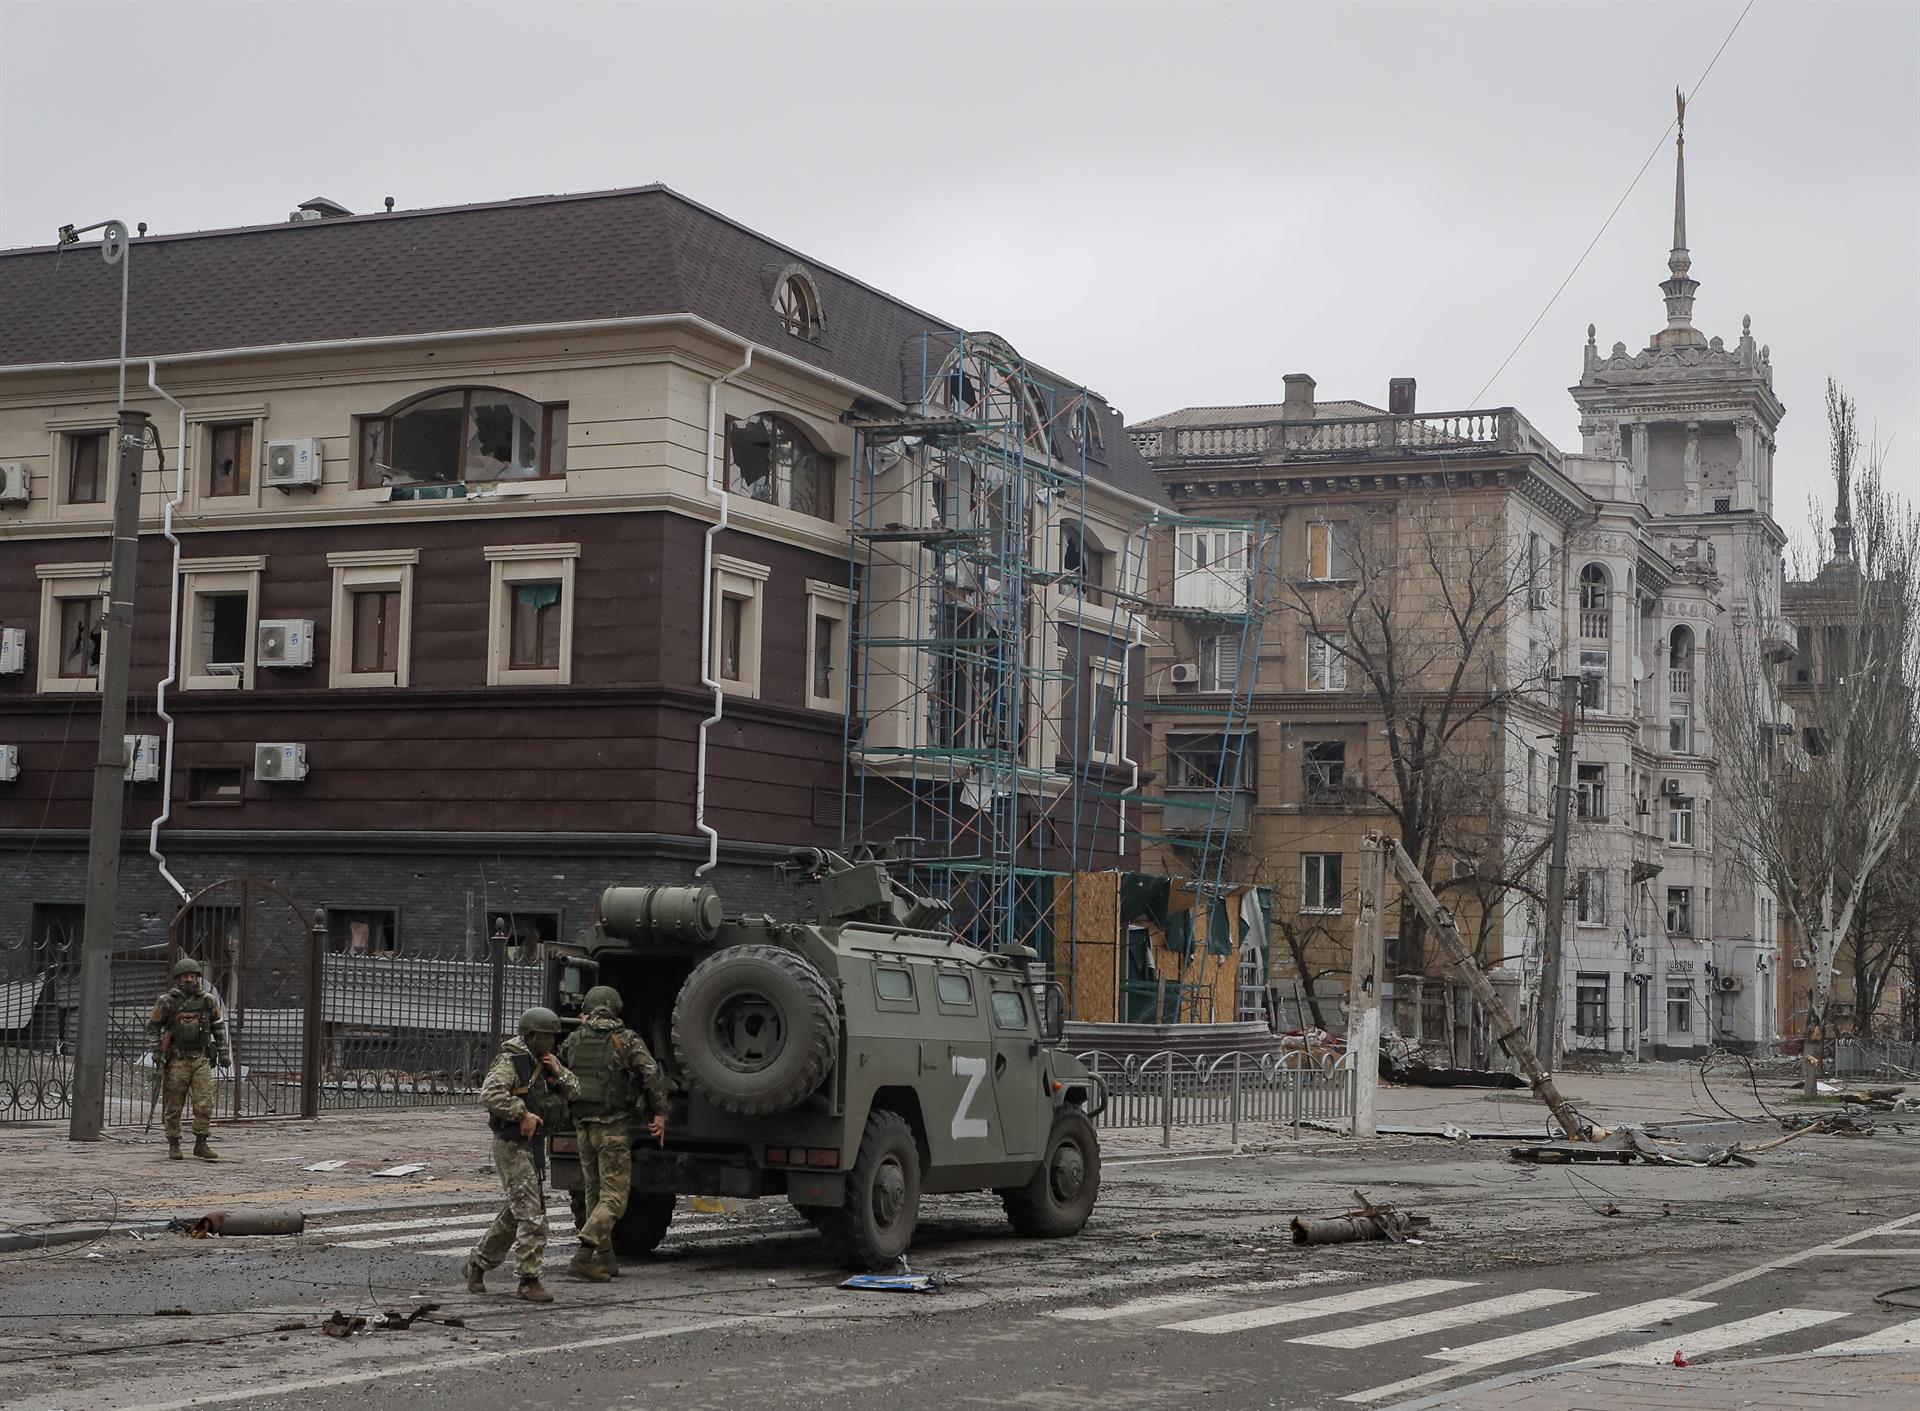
[1198,633,1240,694]
[46,423,118,518]
[1302,852,1343,915]
[189,406,269,510]
[712,553,770,699]
[1088,655,1125,763]
[1306,520,1352,582]
[1575,868,1608,928]
[328,548,419,689]
[486,542,579,686]
[805,578,851,713]
[35,560,110,694]
[1308,631,1348,691]
[180,555,266,692]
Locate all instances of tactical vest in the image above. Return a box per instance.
[165,993,219,1055]
[489,1051,571,1139]
[567,1025,633,1122]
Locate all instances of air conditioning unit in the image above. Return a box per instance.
[125,734,160,783]
[257,619,314,669]
[1661,778,1684,797]
[1170,662,1199,685]
[1451,858,1478,880]
[0,462,28,507]
[0,745,18,782]
[265,438,322,490]
[1717,974,1743,993]
[0,627,24,675]
[254,742,308,782]
[1529,587,1550,611]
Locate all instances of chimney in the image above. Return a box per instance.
[1281,373,1316,422]
[1388,378,1417,415]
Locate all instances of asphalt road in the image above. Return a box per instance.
[6,1121,1920,1410]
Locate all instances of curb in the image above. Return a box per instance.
[0,1220,169,1253]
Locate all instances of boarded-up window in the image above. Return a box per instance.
[207,423,253,497]
[1306,521,1352,580]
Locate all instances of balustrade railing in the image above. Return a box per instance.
[1131,408,1555,466]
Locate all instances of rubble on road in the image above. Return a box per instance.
[1291,1189,1431,1246]
[170,1209,307,1237]
[1508,1128,1755,1168]
[1376,1030,1525,1090]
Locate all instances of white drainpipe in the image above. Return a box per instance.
[695,345,755,877]
[144,360,190,902]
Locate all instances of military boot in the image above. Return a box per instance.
[166,1139,182,1161]
[516,1277,554,1304]
[462,1259,487,1295]
[599,1244,622,1279]
[568,1247,611,1283]
[192,1135,221,1162]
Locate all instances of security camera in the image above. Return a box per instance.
[57,225,79,246]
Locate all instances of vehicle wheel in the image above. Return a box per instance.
[569,1189,588,1232]
[1003,1108,1101,1238]
[672,944,837,1116]
[609,1193,676,1256]
[793,1201,834,1231]
[817,1109,920,1271]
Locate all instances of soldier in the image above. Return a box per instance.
[559,984,669,1282]
[464,1006,580,1303]
[147,956,231,1162]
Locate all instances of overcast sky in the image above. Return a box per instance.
[2,1,1913,536]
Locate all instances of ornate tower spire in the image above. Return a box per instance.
[1654,87,1705,347]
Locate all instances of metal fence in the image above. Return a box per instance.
[1831,1039,1920,1079]
[1075,1048,1355,1147]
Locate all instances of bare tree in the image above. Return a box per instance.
[1254,861,1344,1031]
[1277,497,1542,978]
[1847,820,1920,1039]
[1707,383,1920,1091]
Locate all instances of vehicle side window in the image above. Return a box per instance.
[875,967,914,1002]
[990,989,1027,1031]
[937,972,974,1006]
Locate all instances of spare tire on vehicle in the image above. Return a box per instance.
[671,944,837,1116]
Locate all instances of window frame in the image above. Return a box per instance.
[804,579,851,713]
[1666,980,1692,1034]
[1666,886,1692,937]
[35,561,111,694]
[772,271,824,341]
[1578,648,1609,711]
[1307,631,1348,691]
[1087,655,1124,760]
[1669,798,1695,846]
[357,389,569,490]
[64,428,109,506]
[1304,739,1346,801]
[1574,973,1610,1038]
[1302,852,1344,914]
[1166,731,1252,791]
[203,420,256,499]
[711,554,770,699]
[328,549,418,689]
[1575,867,1608,927]
[179,556,266,692]
[1198,633,1240,694]
[990,987,1030,1032]
[935,969,977,1012]
[187,766,246,807]
[324,905,401,956]
[724,413,836,524]
[1306,520,1353,582]
[485,543,579,687]
[1576,763,1607,822]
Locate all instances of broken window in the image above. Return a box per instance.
[1306,521,1353,581]
[1304,740,1346,800]
[727,413,833,522]
[327,907,398,956]
[1307,631,1348,691]
[1666,887,1692,937]
[206,422,253,498]
[67,431,107,504]
[1574,973,1609,1037]
[1575,868,1607,926]
[1576,763,1607,821]
[358,389,565,489]
[58,595,103,679]
[1166,732,1251,791]
[508,581,563,671]
[774,274,823,340]
[200,593,249,671]
[1578,649,1608,710]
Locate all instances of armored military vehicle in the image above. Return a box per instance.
[542,847,1103,1269]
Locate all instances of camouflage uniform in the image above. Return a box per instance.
[561,1009,669,1259]
[147,984,230,1148]
[469,1037,580,1281]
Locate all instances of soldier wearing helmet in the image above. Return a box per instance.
[558,984,669,1282]
[147,956,231,1161]
[463,1006,581,1303]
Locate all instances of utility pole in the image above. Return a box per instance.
[1347,841,1387,1138]
[1533,673,1580,1071]
[65,216,140,1143]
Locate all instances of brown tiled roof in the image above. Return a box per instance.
[1132,399,1385,430]
[0,186,1166,505]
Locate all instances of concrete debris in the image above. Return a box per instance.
[1292,1189,1431,1246]
[320,1311,366,1338]
[371,1301,446,1330]
[172,1209,308,1237]
[1508,1129,1755,1168]
[369,1163,429,1178]
[302,1159,349,1172]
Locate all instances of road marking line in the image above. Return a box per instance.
[337,1225,504,1249]
[1678,1208,1920,1299]
[1048,1272,1354,1322]
[1289,1288,1593,1349]
[1107,1152,1251,1169]
[1579,1306,1846,1366]
[315,1207,569,1237]
[1339,1298,1713,1404]
[1811,1316,1920,1353]
[111,1302,848,1411]
[1166,1279,1475,1335]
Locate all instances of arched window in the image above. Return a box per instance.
[358,387,566,490]
[933,339,1049,454]
[727,413,834,522]
[1669,624,1694,670]
[1578,564,1610,640]
[773,273,823,341]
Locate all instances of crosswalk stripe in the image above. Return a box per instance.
[1581,1307,1846,1366]
[315,1207,569,1237]
[1812,1315,1920,1353]
[1049,1273,1354,1323]
[338,1225,502,1249]
[1165,1279,1476,1335]
[1289,1288,1594,1349]
[1340,1298,1714,1405]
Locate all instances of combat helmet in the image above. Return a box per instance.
[169,956,204,979]
[517,1005,564,1037]
[581,985,623,1016]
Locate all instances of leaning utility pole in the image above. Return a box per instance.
[1533,673,1580,1071]
[1347,843,1387,1138]
[66,217,142,1143]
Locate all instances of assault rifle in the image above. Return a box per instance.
[143,1033,173,1135]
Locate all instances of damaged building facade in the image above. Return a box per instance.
[0,187,1169,966]
[1132,113,1791,1061]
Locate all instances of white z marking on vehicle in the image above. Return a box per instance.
[951,1054,989,1139]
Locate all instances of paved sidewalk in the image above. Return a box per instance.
[1402,1349,1920,1408]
